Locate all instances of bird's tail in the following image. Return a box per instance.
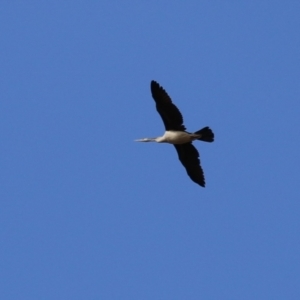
[194,127,214,142]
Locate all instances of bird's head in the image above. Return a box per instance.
[134,137,157,142]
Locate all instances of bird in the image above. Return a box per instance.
[135,80,214,187]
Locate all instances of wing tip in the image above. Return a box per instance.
[150,80,160,90]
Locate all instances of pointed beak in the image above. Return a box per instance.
[134,138,146,142]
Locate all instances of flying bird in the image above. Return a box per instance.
[135,80,214,187]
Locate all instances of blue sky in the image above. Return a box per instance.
[1,1,300,299]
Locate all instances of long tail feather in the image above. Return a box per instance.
[194,127,214,142]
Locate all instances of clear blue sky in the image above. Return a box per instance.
[1,2,300,299]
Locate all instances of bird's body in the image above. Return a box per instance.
[136,130,202,144]
[135,80,214,187]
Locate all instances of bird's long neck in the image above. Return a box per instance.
[135,136,165,143]
[154,136,166,143]
[143,134,167,143]
[139,137,159,142]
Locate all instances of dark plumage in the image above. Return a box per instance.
[174,143,205,187]
[151,81,186,131]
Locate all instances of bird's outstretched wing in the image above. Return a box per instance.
[150,80,186,131]
[174,143,205,187]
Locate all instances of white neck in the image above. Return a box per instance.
[135,137,159,142]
